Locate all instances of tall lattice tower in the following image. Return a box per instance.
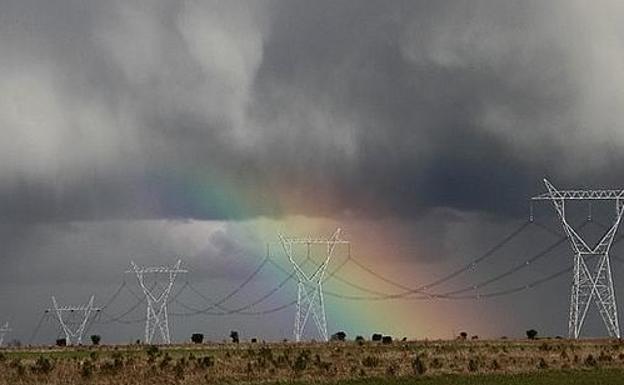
[127,260,187,344]
[49,296,101,345]
[0,322,11,346]
[532,179,623,338]
[279,228,349,342]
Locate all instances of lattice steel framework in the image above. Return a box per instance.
[127,260,187,344]
[49,296,100,345]
[0,322,10,346]
[532,179,624,338]
[279,228,349,342]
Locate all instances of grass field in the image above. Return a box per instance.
[2,339,624,384]
[320,369,624,385]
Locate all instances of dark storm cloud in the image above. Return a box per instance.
[2,0,624,222]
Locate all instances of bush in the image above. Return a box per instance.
[55,338,66,347]
[197,356,214,369]
[468,358,479,372]
[371,333,382,342]
[293,350,310,371]
[382,336,393,344]
[331,331,347,341]
[585,354,597,367]
[362,355,380,368]
[32,356,54,374]
[191,333,204,344]
[90,335,101,346]
[526,329,538,340]
[230,331,240,344]
[459,332,468,340]
[355,336,365,345]
[412,356,427,375]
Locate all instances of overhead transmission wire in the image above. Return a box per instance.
[91,217,619,325]
[321,220,587,301]
[171,250,352,317]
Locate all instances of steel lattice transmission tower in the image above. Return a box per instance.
[532,179,624,339]
[49,296,101,345]
[0,322,11,346]
[279,228,349,342]
[127,260,187,344]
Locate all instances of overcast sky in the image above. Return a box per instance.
[2,0,624,344]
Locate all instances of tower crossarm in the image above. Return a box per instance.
[532,190,624,201]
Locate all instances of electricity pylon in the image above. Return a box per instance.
[0,322,11,346]
[127,260,187,344]
[532,179,624,338]
[279,228,349,342]
[49,296,100,345]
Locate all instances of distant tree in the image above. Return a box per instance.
[90,335,101,346]
[459,332,468,340]
[526,329,538,340]
[331,331,347,341]
[382,336,393,344]
[355,335,365,343]
[471,335,479,340]
[230,331,240,344]
[251,338,258,344]
[56,338,67,347]
[191,333,204,344]
[401,337,408,342]
[371,333,383,342]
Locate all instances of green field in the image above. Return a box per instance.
[320,369,624,385]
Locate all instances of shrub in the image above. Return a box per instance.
[146,345,159,359]
[90,335,101,346]
[32,356,54,374]
[293,350,310,371]
[538,358,548,369]
[412,356,427,375]
[331,331,347,341]
[56,338,67,347]
[468,359,479,372]
[382,336,393,344]
[197,356,214,369]
[585,354,598,367]
[371,333,382,342]
[355,336,365,345]
[362,355,380,368]
[230,331,240,344]
[81,360,93,379]
[526,329,538,340]
[191,333,204,344]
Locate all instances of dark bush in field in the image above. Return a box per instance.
[191,333,204,344]
[230,331,240,344]
[371,334,382,342]
[526,329,538,340]
[90,335,101,345]
[55,338,66,347]
[331,331,347,341]
[382,336,393,344]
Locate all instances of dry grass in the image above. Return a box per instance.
[0,339,623,384]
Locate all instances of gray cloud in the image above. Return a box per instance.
[1,0,624,222]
